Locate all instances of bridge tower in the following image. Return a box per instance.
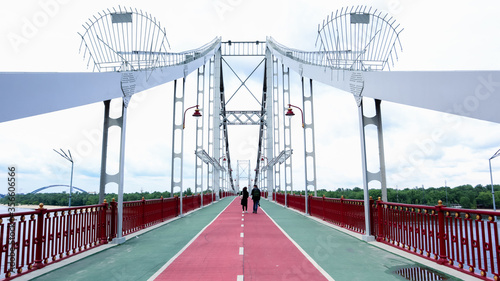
[79,6,220,242]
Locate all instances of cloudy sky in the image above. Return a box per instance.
[1,0,500,196]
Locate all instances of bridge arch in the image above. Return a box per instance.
[30,185,88,194]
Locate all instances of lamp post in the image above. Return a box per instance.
[285,104,304,128]
[228,168,232,196]
[54,149,74,207]
[285,104,308,214]
[489,149,500,211]
[260,156,268,192]
[182,105,202,214]
[218,156,227,198]
[183,105,202,129]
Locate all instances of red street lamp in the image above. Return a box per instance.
[285,103,308,214]
[285,104,304,128]
[183,105,202,129]
[260,156,268,167]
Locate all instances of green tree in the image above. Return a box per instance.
[459,197,471,209]
[476,192,492,208]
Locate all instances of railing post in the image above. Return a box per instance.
[307,195,310,215]
[141,197,146,229]
[322,195,325,221]
[100,200,108,244]
[161,196,164,222]
[436,200,447,265]
[369,196,374,236]
[340,196,345,227]
[175,195,179,217]
[34,203,46,269]
[376,197,384,242]
[110,198,117,240]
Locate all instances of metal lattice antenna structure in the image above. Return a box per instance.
[78,6,171,72]
[315,6,403,71]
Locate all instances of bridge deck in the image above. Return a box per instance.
[22,197,466,281]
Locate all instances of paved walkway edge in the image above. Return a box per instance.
[17,202,218,281]
[269,200,481,281]
[147,198,236,281]
[260,207,335,281]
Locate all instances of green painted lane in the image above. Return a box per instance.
[260,200,462,281]
[31,198,233,281]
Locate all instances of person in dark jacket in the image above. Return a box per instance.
[240,187,249,213]
[251,185,261,213]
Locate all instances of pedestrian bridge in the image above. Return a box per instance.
[12,197,476,281]
[1,5,500,281]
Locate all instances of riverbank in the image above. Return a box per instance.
[0,204,63,210]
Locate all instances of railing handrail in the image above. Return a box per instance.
[274,193,500,280]
[0,202,109,217]
[309,195,365,203]
[0,194,216,280]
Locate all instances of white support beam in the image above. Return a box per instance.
[272,56,281,193]
[207,58,215,201]
[362,71,500,124]
[195,66,206,205]
[0,39,221,124]
[265,49,274,199]
[213,49,222,200]
[170,79,186,215]
[282,65,293,206]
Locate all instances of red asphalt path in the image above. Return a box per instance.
[153,198,328,281]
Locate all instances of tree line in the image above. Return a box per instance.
[0,188,199,207]
[3,185,499,209]
[285,184,500,209]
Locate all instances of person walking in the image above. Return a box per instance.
[240,187,249,213]
[251,184,261,213]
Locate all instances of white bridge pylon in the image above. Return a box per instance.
[1,6,499,242]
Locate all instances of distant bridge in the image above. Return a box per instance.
[30,185,88,194]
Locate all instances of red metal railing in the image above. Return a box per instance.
[203,193,214,205]
[376,199,500,280]
[121,196,180,236]
[286,194,306,213]
[0,203,108,280]
[275,193,285,206]
[1,193,218,280]
[219,191,236,198]
[272,192,500,280]
[182,195,201,214]
[309,196,371,235]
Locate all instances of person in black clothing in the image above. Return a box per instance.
[240,187,249,213]
[251,185,261,213]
